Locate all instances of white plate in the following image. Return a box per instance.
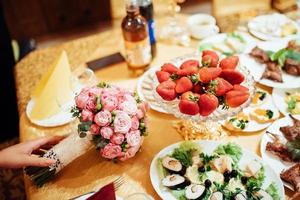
[272,88,300,116]
[248,13,300,41]
[198,32,257,54]
[150,140,285,200]
[74,193,123,200]
[220,90,279,132]
[137,67,169,114]
[241,39,300,88]
[260,115,300,190]
[26,99,75,127]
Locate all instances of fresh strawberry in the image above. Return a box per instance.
[219,56,239,70]
[220,69,245,85]
[225,90,249,108]
[198,67,222,83]
[209,77,233,96]
[202,55,218,67]
[180,60,199,69]
[175,77,193,93]
[233,84,249,92]
[198,93,219,116]
[177,66,198,76]
[161,63,178,74]
[179,92,200,115]
[192,84,203,94]
[156,71,170,83]
[156,80,177,101]
[202,50,219,60]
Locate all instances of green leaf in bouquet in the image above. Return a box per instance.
[286,138,300,161]
[95,96,102,111]
[78,121,92,134]
[71,106,80,118]
[97,82,110,88]
[134,91,142,103]
[121,142,129,151]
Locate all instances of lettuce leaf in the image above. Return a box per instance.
[246,166,265,192]
[171,141,201,167]
[171,189,187,200]
[266,183,280,200]
[157,158,168,180]
[214,143,242,163]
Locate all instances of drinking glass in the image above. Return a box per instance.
[71,66,98,93]
[159,0,190,46]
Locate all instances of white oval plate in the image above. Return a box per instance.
[260,115,300,190]
[74,194,123,200]
[240,39,300,88]
[248,13,300,41]
[26,99,75,127]
[272,88,300,116]
[198,32,257,55]
[220,90,279,132]
[150,140,285,200]
[137,67,169,114]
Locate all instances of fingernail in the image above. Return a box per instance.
[45,159,56,164]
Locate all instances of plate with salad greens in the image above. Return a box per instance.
[150,141,284,200]
[243,39,300,88]
[272,88,300,116]
[198,32,257,56]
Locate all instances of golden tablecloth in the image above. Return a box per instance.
[15,20,294,200]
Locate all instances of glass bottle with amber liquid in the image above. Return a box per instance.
[122,0,152,73]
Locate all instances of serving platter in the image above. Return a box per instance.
[260,115,300,190]
[240,39,300,88]
[150,140,285,200]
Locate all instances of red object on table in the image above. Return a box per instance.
[87,183,116,200]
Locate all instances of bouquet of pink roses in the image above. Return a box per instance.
[25,82,149,186]
[73,82,148,161]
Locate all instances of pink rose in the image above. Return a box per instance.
[114,111,132,133]
[102,87,120,97]
[131,116,139,130]
[125,130,141,147]
[136,109,145,119]
[119,144,141,161]
[90,124,100,135]
[138,102,150,113]
[100,143,122,159]
[88,86,102,98]
[110,133,125,145]
[81,109,94,122]
[75,92,89,109]
[86,98,97,111]
[101,94,118,112]
[118,100,138,115]
[94,110,112,126]
[100,127,114,139]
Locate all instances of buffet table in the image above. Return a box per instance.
[15,17,294,199]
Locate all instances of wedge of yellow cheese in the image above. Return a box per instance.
[30,51,73,120]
